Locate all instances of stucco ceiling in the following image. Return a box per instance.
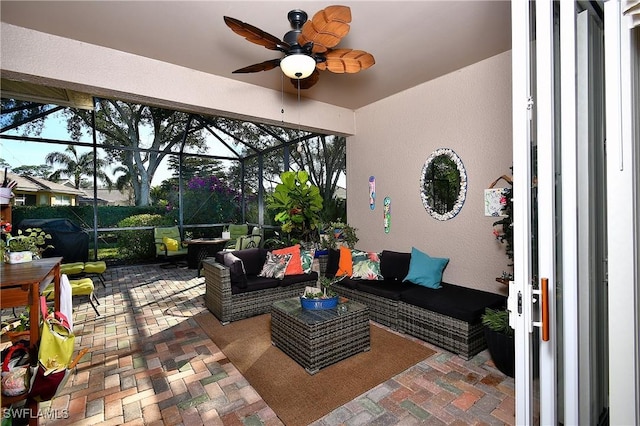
[0,1,511,110]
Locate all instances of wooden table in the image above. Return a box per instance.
[184,238,229,271]
[1,256,62,424]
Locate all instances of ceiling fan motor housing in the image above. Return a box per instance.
[283,9,308,46]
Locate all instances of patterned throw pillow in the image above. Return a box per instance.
[351,250,383,280]
[272,245,303,275]
[300,249,315,274]
[259,252,292,280]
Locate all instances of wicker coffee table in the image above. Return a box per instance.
[271,297,370,374]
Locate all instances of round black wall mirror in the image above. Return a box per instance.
[420,148,467,220]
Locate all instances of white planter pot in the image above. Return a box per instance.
[222,231,231,239]
[6,251,33,264]
[0,187,12,205]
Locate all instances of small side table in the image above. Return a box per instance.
[271,297,370,374]
[183,238,229,273]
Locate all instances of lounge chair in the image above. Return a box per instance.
[154,226,188,267]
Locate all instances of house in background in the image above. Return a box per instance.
[3,171,85,206]
[77,187,133,206]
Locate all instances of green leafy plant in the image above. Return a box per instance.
[320,221,359,250]
[481,307,513,336]
[303,276,344,299]
[267,170,323,244]
[1,227,53,258]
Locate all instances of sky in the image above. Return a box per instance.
[2,110,181,186]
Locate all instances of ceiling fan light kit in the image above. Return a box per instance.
[224,5,375,89]
[280,53,316,79]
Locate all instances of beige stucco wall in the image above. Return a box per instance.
[349,51,513,295]
[0,23,355,136]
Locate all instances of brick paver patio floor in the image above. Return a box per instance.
[2,264,515,425]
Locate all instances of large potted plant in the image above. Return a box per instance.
[481,307,514,377]
[320,221,359,251]
[317,221,358,276]
[267,170,323,247]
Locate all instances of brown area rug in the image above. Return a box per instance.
[194,312,435,426]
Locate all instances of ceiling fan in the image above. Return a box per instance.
[223,5,375,89]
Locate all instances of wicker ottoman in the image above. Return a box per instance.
[271,297,370,374]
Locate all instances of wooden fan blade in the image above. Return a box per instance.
[290,69,320,89]
[224,16,289,51]
[233,58,281,74]
[298,5,352,53]
[317,49,375,73]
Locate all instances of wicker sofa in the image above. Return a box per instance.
[325,249,506,359]
[202,248,318,324]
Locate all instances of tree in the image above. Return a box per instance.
[45,145,112,188]
[215,118,346,202]
[290,135,346,204]
[167,155,226,182]
[0,99,51,135]
[10,164,52,178]
[65,99,208,206]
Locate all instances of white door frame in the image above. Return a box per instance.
[535,1,558,424]
[604,2,640,425]
[559,1,580,424]
[510,0,536,422]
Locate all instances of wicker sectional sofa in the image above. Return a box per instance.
[203,248,318,324]
[325,249,506,359]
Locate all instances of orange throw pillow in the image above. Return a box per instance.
[336,245,353,277]
[272,245,304,275]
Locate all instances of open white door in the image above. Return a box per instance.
[511,1,608,424]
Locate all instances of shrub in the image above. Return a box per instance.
[116,214,171,261]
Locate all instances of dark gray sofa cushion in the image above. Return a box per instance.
[335,277,358,289]
[222,252,247,289]
[232,275,279,294]
[280,272,318,287]
[356,279,415,300]
[233,248,268,275]
[400,282,506,323]
[325,248,341,277]
[380,250,411,281]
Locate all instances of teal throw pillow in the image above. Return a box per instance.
[403,247,448,289]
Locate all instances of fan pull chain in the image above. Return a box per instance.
[297,79,303,154]
[281,73,285,122]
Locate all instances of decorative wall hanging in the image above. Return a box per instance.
[484,188,507,216]
[484,174,513,217]
[369,176,376,210]
[420,148,468,221]
[383,196,391,233]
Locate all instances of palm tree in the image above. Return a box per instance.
[45,145,112,189]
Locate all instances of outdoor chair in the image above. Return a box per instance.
[154,226,188,268]
[236,234,262,250]
[223,224,249,250]
[84,261,108,287]
[43,277,100,316]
